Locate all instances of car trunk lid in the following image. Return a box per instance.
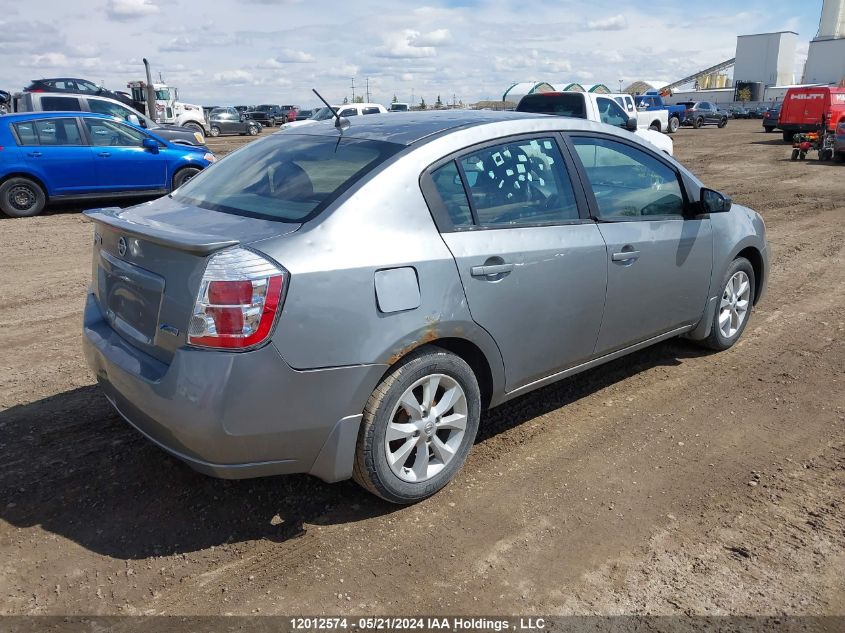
[85,197,300,364]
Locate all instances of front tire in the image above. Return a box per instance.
[353,347,481,504]
[172,167,201,191]
[0,177,47,218]
[699,257,755,351]
[182,122,205,136]
[692,117,703,129]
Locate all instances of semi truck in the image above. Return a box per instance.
[127,80,207,136]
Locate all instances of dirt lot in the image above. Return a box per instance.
[0,120,843,616]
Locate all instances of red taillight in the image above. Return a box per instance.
[188,248,287,350]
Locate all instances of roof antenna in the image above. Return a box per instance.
[312,88,350,132]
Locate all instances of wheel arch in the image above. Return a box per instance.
[0,171,50,198]
[736,246,764,305]
[379,332,503,412]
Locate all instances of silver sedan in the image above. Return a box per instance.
[83,110,768,503]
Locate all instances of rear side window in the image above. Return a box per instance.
[339,109,358,117]
[173,135,402,223]
[14,118,83,146]
[41,96,83,111]
[572,136,685,219]
[461,138,579,226]
[362,107,381,115]
[516,94,586,118]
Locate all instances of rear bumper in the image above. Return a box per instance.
[83,293,387,481]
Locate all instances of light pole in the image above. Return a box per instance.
[618,79,624,93]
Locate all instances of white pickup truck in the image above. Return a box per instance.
[610,92,670,133]
[516,91,673,155]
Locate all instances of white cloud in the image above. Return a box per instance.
[270,49,316,63]
[410,29,451,46]
[105,0,159,20]
[212,70,256,85]
[23,52,70,67]
[586,14,627,31]
[373,30,438,59]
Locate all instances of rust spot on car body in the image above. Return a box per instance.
[386,321,439,365]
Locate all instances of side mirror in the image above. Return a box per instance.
[142,137,159,154]
[126,114,140,126]
[625,116,638,132]
[700,187,731,214]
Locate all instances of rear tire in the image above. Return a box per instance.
[353,346,481,504]
[172,167,201,191]
[649,122,661,132]
[698,257,755,351]
[248,124,260,136]
[764,126,774,133]
[717,117,727,128]
[0,177,47,218]
[782,131,793,142]
[668,117,680,133]
[209,126,221,137]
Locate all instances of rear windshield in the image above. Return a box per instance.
[516,94,586,118]
[173,134,402,223]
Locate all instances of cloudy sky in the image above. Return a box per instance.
[1,0,821,108]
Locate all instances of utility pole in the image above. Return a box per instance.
[411,88,415,106]
[366,77,370,103]
[350,77,356,102]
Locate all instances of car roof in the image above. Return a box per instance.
[281,109,619,146]
[2,111,120,122]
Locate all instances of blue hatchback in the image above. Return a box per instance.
[0,111,215,217]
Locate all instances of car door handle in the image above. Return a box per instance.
[97,152,111,157]
[471,263,514,277]
[27,151,42,157]
[611,250,640,262]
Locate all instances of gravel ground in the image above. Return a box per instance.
[0,120,843,616]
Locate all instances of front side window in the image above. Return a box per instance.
[596,97,629,127]
[77,80,99,93]
[89,99,133,120]
[572,136,685,219]
[173,135,402,223]
[14,118,83,146]
[457,137,579,226]
[84,119,146,147]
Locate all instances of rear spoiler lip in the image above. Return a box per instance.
[83,207,239,255]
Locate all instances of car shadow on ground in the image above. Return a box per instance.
[0,338,709,560]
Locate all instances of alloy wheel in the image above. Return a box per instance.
[384,374,468,483]
[718,271,751,339]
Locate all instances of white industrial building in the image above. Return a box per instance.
[734,31,798,87]
[802,0,845,84]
